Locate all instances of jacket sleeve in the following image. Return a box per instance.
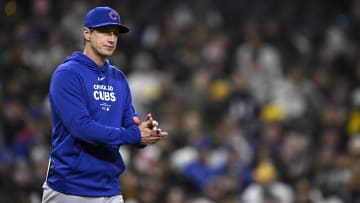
[49,69,141,146]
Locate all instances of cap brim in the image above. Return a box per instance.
[89,23,130,33]
[118,25,130,33]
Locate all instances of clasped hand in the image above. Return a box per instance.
[133,114,168,145]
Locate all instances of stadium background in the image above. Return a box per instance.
[1,0,360,202]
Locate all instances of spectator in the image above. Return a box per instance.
[234,19,283,105]
[242,161,294,203]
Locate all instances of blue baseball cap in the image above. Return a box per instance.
[84,6,130,33]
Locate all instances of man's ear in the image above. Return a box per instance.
[83,27,91,41]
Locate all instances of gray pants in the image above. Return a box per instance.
[42,183,124,203]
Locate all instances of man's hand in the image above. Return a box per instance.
[133,114,168,145]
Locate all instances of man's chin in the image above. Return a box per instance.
[99,51,114,58]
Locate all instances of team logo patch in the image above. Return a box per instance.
[109,11,118,20]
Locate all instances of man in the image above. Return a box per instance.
[42,6,167,203]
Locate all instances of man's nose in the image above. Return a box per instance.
[108,32,117,41]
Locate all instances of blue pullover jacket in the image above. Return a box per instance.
[46,52,141,196]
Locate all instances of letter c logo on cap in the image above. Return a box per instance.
[109,11,118,20]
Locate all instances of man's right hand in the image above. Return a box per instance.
[133,114,168,145]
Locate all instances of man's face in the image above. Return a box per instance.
[87,25,119,57]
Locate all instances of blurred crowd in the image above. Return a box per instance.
[1,0,360,203]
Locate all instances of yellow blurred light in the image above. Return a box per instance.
[254,161,277,184]
[347,110,360,136]
[261,103,286,123]
[5,1,16,16]
[209,79,230,101]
